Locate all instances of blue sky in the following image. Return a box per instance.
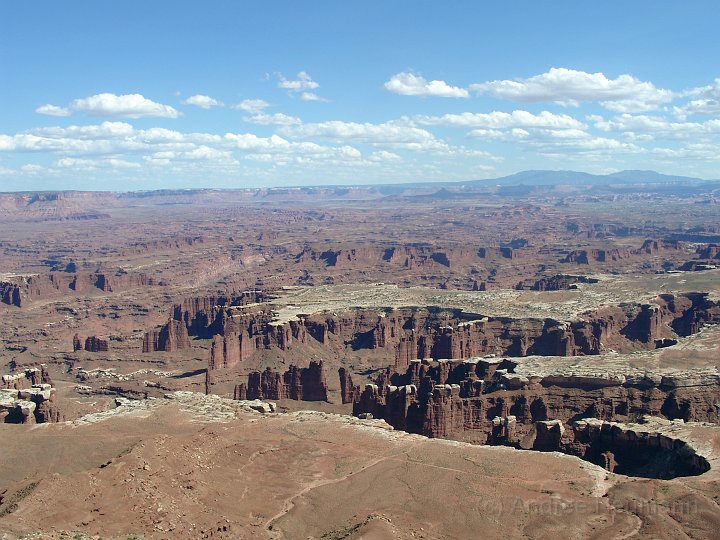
[1,1,720,191]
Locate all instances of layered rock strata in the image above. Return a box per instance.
[0,271,163,307]
[352,357,720,447]
[142,320,191,352]
[234,361,328,402]
[338,368,358,404]
[0,367,62,423]
[157,291,719,371]
[84,336,109,352]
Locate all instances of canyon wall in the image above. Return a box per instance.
[142,320,191,353]
[1,367,63,424]
[352,358,720,445]
[152,292,720,370]
[0,271,163,307]
[233,361,328,402]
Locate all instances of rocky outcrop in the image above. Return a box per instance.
[142,320,191,353]
[562,239,679,265]
[0,281,23,307]
[84,336,109,352]
[696,244,720,259]
[296,245,484,270]
[352,358,720,445]
[120,236,204,256]
[73,334,83,352]
[338,368,359,404]
[0,271,163,307]
[359,292,719,368]
[208,332,254,370]
[563,418,710,478]
[1,367,62,423]
[237,361,329,401]
[92,272,161,293]
[678,261,717,272]
[156,291,720,371]
[563,248,632,264]
[172,291,265,337]
[514,275,599,291]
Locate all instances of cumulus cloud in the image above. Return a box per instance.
[300,92,327,102]
[368,150,402,162]
[31,121,135,139]
[278,71,319,91]
[593,113,720,138]
[278,120,443,150]
[415,110,585,130]
[672,80,720,118]
[233,99,270,113]
[384,72,469,98]
[20,164,45,173]
[682,78,720,99]
[277,72,326,101]
[36,104,71,117]
[674,99,720,118]
[55,157,140,169]
[244,113,302,126]
[470,68,674,112]
[70,93,180,118]
[182,94,224,109]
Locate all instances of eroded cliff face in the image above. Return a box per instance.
[1,367,63,424]
[142,320,191,353]
[562,419,711,478]
[351,358,720,448]
[338,368,358,404]
[152,291,719,370]
[514,274,600,291]
[172,291,265,337]
[84,336,109,352]
[296,245,491,270]
[233,361,328,402]
[561,241,672,264]
[0,272,163,307]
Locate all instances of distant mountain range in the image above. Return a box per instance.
[460,169,715,187]
[2,170,718,199]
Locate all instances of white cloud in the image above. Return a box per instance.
[278,71,319,91]
[244,113,302,126]
[20,164,45,173]
[529,134,641,154]
[36,104,71,117]
[466,129,506,139]
[277,72,327,102]
[184,146,234,161]
[384,72,469,98]
[682,78,720,99]
[650,143,720,161]
[593,113,720,138]
[182,94,224,109]
[368,150,402,162]
[673,80,720,118]
[71,93,180,118]
[31,121,135,139]
[470,68,674,112]
[233,99,270,113]
[415,110,585,130]
[106,158,141,168]
[278,120,443,149]
[55,157,140,169]
[674,99,720,118]
[300,92,327,102]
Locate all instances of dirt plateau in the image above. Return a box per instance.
[1,394,720,540]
